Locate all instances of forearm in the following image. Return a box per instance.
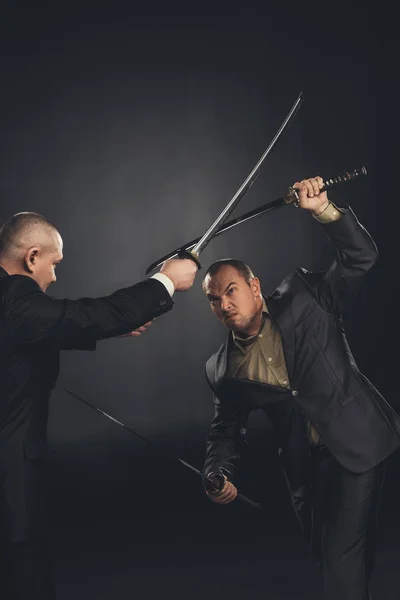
[304,206,378,314]
[7,276,174,348]
[203,427,243,481]
[203,445,239,481]
[294,176,377,265]
[71,278,173,341]
[320,206,378,273]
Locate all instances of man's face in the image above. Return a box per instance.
[204,265,262,334]
[28,231,63,293]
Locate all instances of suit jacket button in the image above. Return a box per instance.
[292,390,298,396]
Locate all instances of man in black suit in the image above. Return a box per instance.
[201,176,400,600]
[0,211,198,599]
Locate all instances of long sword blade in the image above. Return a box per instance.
[146,165,367,273]
[61,386,260,509]
[189,91,304,260]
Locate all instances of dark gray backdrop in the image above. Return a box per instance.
[2,7,396,599]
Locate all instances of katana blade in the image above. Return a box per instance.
[174,91,304,268]
[146,197,285,273]
[146,166,367,273]
[61,386,260,509]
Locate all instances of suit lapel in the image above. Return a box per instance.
[265,287,296,384]
[206,339,229,390]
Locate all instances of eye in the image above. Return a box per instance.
[227,287,236,295]
[209,296,219,306]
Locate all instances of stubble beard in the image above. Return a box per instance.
[226,311,258,336]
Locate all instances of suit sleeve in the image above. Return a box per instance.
[301,206,378,315]
[203,392,248,482]
[4,275,174,350]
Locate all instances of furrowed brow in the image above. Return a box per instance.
[223,281,237,294]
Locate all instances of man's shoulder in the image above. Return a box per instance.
[0,273,41,300]
[294,267,328,296]
[267,269,306,298]
[0,276,43,324]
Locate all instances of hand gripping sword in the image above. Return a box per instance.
[62,386,261,509]
[146,166,367,273]
[58,94,305,511]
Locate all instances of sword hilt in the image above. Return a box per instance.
[203,471,225,494]
[177,248,202,269]
[203,472,261,508]
[283,166,368,206]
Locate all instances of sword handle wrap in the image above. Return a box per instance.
[283,166,368,206]
[177,248,202,269]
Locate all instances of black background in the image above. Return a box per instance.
[1,4,397,598]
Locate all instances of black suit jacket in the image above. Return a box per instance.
[0,269,174,542]
[0,270,173,452]
[203,207,400,480]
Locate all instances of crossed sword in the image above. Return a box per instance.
[60,92,367,508]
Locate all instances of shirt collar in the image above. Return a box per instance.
[232,297,269,345]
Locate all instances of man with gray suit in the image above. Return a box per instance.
[201,176,399,599]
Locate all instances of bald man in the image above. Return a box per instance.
[0,211,197,599]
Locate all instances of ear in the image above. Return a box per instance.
[23,247,39,273]
[250,277,261,297]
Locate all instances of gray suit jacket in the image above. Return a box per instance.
[203,207,400,479]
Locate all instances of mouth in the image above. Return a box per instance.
[224,313,237,322]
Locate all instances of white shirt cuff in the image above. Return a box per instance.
[151,272,175,297]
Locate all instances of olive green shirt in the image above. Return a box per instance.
[226,202,343,445]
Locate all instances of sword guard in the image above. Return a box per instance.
[177,248,202,269]
[203,472,225,494]
[283,187,300,207]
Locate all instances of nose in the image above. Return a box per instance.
[220,297,232,312]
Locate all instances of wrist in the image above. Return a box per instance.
[151,272,175,296]
[312,201,330,217]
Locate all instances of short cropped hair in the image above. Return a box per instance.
[202,258,255,292]
[0,212,58,259]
